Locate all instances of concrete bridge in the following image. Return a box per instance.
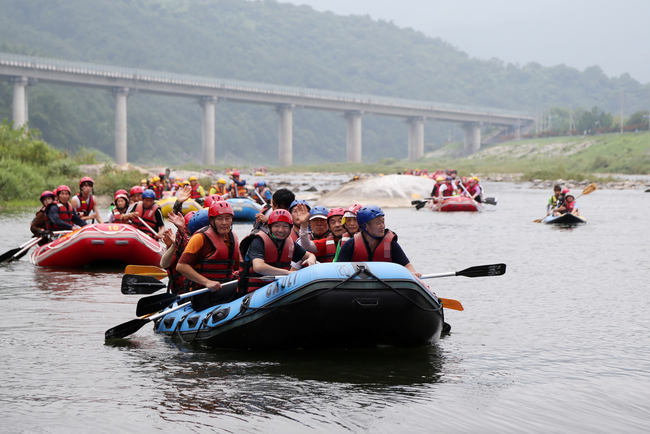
[1,52,534,166]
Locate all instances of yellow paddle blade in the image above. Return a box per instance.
[579,183,598,197]
[124,265,168,280]
[440,298,464,311]
[411,193,423,199]
[533,217,545,223]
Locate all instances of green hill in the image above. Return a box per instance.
[0,0,648,165]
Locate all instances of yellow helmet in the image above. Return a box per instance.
[472,176,480,182]
[218,178,226,184]
[140,179,147,184]
[436,176,445,181]
[152,176,160,182]
[189,176,198,181]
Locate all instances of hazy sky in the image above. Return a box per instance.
[281,0,650,84]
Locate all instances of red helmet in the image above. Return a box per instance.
[56,185,71,195]
[562,189,570,194]
[208,201,234,217]
[114,189,129,201]
[232,170,240,177]
[79,177,94,187]
[344,203,363,218]
[327,207,346,220]
[159,172,165,177]
[130,186,144,196]
[40,190,55,204]
[204,194,224,209]
[184,211,196,226]
[268,209,293,226]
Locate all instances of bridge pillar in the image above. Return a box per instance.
[114,87,129,165]
[462,123,481,154]
[277,104,294,167]
[12,76,29,130]
[200,96,218,165]
[407,117,425,162]
[345,111,363,163]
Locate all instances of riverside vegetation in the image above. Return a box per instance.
[0,0,649,165]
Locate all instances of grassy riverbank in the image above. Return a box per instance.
[267,132,650,181]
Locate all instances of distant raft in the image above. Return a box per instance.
[30,223,164,267]
[157,197,201,217]
[226,197,262,221]
[154,262,445,350]
[433,196,483,212]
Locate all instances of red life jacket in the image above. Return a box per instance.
[432,184,441,197]
[45,201,74,230]
[190,185,202,199]
[465,184,478,196]
[317,233,351,263]
[564,199,575,213]
[443,183,454,197]
[131,202,160,238]
[246,231,294,292]
[351,230,395,262]
[153,185,164,200]
[289,228,299,242]
[111,205,128,221]
[75,193,94,217]
[185,227,239,291]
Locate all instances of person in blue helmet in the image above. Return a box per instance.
[289,199,311,241]
[308,205,330,240]
[126,189,165,239]
[336,205,422,278]
[252,180,272,206]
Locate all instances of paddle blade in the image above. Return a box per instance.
[121,274,167,295]
[457,263,506,278]
[483,197,497,206]
[439,298,464,311]
[136,293,178,317]
[125,265,168,280]
[0,248,20,263]
[579,183,598,197]
[533,218,544,223]
[105,318,150,340]
[411,193,423,199]
[415,201,428,210]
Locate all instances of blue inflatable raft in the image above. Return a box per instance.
[154,262,445,350]
[226,197,262,221]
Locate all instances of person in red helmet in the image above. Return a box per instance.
[341,203,362,236]
[107,190,130,223]
[228,170,248,198]
[45,185,87,231]
[129,186,143,205]
[552,191,581,217]
[31,191,56,238]
[71,177,103,223]
[177,201,241,310]
[295,205,350,262]
[239,209,316,294]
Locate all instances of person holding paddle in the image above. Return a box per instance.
[176,201,240,311]
[31,191,55,239]
[552,191,581,217]
[46,185,87,231]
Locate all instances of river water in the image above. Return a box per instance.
[1,182,649,433]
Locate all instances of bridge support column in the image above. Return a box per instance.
[462,123,481,154]
[277,104,294,167]
[12,76,29,130]
[114,87,129,165]
[200,96,218,165]
[407,117,425,162]
[345,111,363,163]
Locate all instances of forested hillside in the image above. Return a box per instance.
[0,0,648,165]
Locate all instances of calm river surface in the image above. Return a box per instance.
[1,182,649,433]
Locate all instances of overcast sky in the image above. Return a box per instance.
[281,0,650,84]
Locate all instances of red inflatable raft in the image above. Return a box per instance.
[30,223,164,267]
[433,197,483,212]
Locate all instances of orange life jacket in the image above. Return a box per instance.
[229,181,248,198]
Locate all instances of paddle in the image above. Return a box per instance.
[135,281,240,317]
[483,197,497,206]
[121,274,167,295]
[136,216,160,238]
[420,263,507,279]
[124,265,168,280]
[439,298,464,311]
[533,183,598,223]
[253,188,268,206]
[0,237,43,263]
[105,299,192,340]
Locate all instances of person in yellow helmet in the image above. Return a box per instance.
[151,176,163,200]
[209,178,228,196]
[188,176,205,199]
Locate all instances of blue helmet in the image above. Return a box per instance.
[142,189,156,199]
[187,209,209,235]
[257,180,266,187]
[356,205,385,230]
[309,205,329,219]
[290,199,311,212]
